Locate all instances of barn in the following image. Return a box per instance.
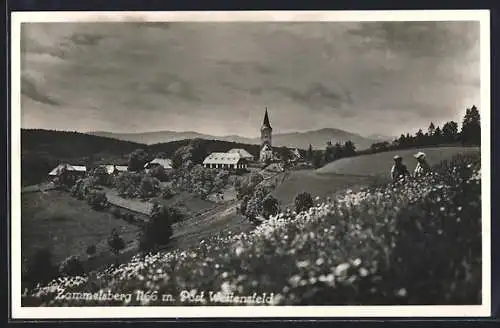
[48,164,87,184]
[202,152,248,170]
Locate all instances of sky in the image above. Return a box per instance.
[20,20,480,138]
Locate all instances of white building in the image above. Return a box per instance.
[144,158,173,171]
[227,148,255,162]
[202,152,248,170]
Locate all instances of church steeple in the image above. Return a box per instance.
[262,107,272,130]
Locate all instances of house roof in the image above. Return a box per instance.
[115,165,128,172]
[228,148,254,159]
[48,164,86,175]
[203,152,243,165]
[145,158,173,169]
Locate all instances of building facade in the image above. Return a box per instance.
[203,152,248,170]
[259,108,274,162]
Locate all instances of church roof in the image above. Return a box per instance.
[262,108,272,129]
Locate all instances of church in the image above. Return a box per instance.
[259,108,275,162]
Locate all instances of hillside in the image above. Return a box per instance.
[89,127,378,150]
[21,129,147,186]
[315,146,480,178]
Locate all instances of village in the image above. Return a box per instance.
[46,108,305,189]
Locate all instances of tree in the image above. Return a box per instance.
[139,204,180,253]
[86,244,97,257]
[86,191,108,210]
[312,152,323,168]
[324,141,334,163]
[428,122,436,136]
[280,146,291,163]
[461,105,481,145]
[139,175,161,199]
[342,140,356,156]
[333,142,343,160]
[107,228,125,257]
[59,255,85,277]
[128,148,149,172]
[22,248,58,289]
[307,144,313,161]
[92,166,109,186]
[295,192,314,213]
[262,195,280,219]
[415,129,425,146]
[442,121,459,143]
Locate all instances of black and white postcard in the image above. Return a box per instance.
[10,10,491,319]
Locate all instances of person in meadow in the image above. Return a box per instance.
[391,155,410,182]
[413,152,431,177]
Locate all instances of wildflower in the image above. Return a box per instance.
[395,288,408,297]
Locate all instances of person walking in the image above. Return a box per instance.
[391,155,410,182]
[413,151,431,177]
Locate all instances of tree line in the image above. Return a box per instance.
[305,105,481,168]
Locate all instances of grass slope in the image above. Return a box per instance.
[316,146,480,177]
[21,191,141,266]
[271,170,374,208]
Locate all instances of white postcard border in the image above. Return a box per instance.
[10,10,491,319]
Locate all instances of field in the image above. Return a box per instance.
[23,152,482,306]
[316,146,480,177]
[21,191,141,268]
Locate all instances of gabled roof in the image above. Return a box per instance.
[203,152,243,165]
[145,158,173,169]
[228,148,254,159]
[48,164,86,175]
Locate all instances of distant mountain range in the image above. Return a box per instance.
[89,128,393,150]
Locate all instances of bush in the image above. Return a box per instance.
[161,185,177,200]
[22,153,482,306]
[115,171,143,198]
[139,205,181,253]
[59,256,85,277]
[108,229,125,256]
[86,191,108,210]
[262,195,280,219]
[110,206,122,219]
[149,166,168,182]
[86,244,97,257]
[139,175,161,199]
[122,212,135,223]
[22,248,58,289]
[295,192,314,213]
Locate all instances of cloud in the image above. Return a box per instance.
[19,21,481,137]
[21,75,61,106]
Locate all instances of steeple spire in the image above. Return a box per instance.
[262,107,272,129]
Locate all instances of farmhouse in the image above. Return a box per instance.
[48,164,87,184]
[227,148,255,162]
[144,158,173,171]
[99,164,128,175]
[203,152,248,170]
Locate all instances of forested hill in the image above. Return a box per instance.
[21,129,147,159]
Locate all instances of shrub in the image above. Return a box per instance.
[115,171,143,198]
[161,185,177,200]
[139,175,161,199]
[22,248,58,289]
[108,229,125,256]
[86,191,108,210]
[92,166,110,186]
[86,244,97,257]
[262,195,280,219]
[149,166,168,182]
[59,256,85,277]
[295,192,314,213]
[110,206,122,219]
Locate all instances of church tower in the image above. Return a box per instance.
[259,107,273,162]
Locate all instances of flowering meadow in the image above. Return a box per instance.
[22,153,482,306]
